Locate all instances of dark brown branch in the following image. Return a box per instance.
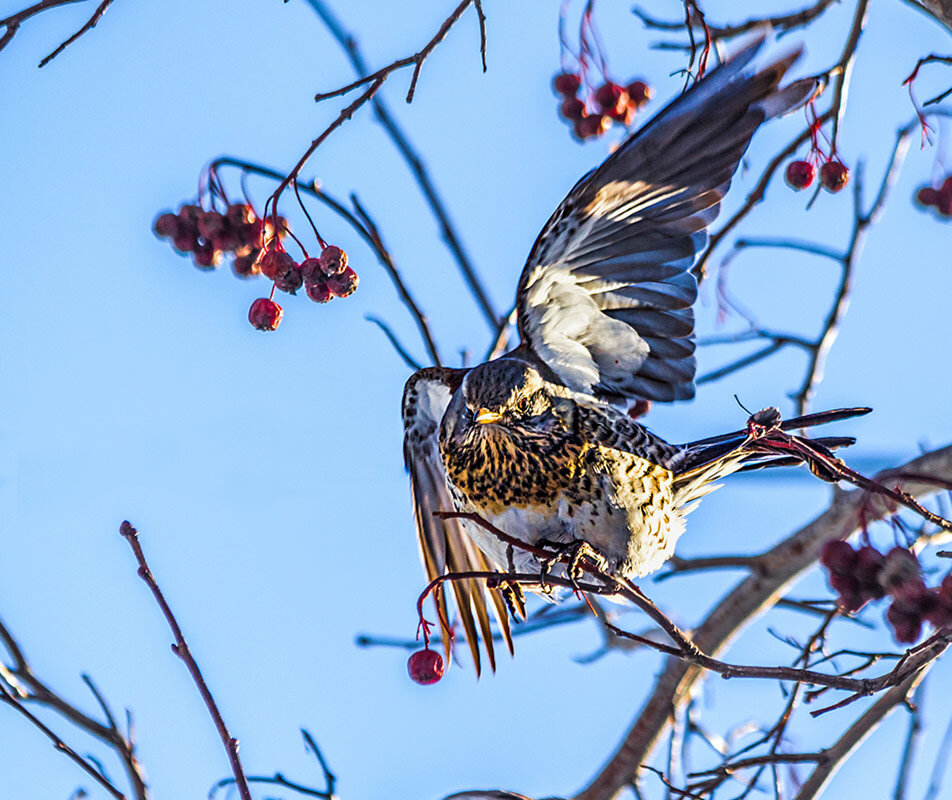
[692,113,832,281]
[893,680,926,800]
[313,0,478,104]
[1,0,113,62]
[431,513,950,695]
[904,54,952,107]
[0,616,148,799]
[693,0,869,282]
[573,444,952,800]
[634,0,840,43]
[366,316,423,370]
[794,668,929,799]
[793,121,914,414]
[37,0,114,67]
[211,157,443,366]
[304,0,501,333]
[119,521,252,800]
[0,683,126,800]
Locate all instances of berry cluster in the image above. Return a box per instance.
[785,103,850,194]
[553,73,652,140]
[247,244,358,331]
[153,203,284,275]
[820,540,952,643]
[915,176,952,217]
[407,647,444,685]
[784,159,850,193]
[154,200,358,332]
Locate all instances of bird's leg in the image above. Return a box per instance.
[537,538,610,587]
[485,563,528,620]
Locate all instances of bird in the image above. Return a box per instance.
[402,38,861,675]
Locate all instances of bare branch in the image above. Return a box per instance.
[119,521,252,800]
[304,0,501,333]
[573,444,952,800]
[0,683,126,800]
[37,0,114,67]
[0,0,115,64]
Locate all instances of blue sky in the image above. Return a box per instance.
[2,1,952,798]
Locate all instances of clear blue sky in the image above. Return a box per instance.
[2,1,951,798]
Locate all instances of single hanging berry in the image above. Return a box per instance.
[552,72,581,97]
[248,298,283,331]
[820,161,849,193]
[407,648,444,685]
[785,160,815,191]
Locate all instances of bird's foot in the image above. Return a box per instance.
[538,539,610,588]
[486,574,527,620]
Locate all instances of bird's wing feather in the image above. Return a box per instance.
[402,367,513,675]
[516,38,819,403]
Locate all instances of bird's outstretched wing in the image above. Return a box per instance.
[402,367,513,675]
[516,38,819,403]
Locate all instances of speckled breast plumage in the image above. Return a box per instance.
[439,404,684,580]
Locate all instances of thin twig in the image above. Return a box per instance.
[119,521,252,800]
[0,617,148,799]
[0,0,114,63]
[211,157,442,366]
[573,444,952,800]
[634,0,840,45]
[366,315,423,370]
[37,0,114,67]
[0,683,126,800]
[303,0,501,333]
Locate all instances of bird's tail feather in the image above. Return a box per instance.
[670,406,870,512]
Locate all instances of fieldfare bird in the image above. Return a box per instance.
[402,39,861,674]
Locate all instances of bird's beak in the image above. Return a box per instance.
[474,408,503,425]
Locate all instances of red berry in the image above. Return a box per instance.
[820,161,849,193]
[625,80,652,109]
[226,203,255,227]
[785,160,815,191]
[177,204,203,232]
[326,266,359,298]
[593,82,629,116]
[172,232,199,253]
[819,540,855,572]
[608,103,636,126]
[198,211,227,242]
[880,547,921,594]
[552,72,581,97]
[153,213,179,239]
[257,249,297,282]
[407,648,444,685]
[274,265,303,294]
[248,298,283,331]
[300,257,323,284]
[574,114,611,140]
[887,602,922,643]
[232,251,260,278]
[318,245,348,276]
[192,243,221,270]
[939,573,952,603]
[937,188,952,217]
[854,546,885,596]
[305,278,333,304]
[239,219,264,250]
[917,187,939,207]
[560,97,586,122]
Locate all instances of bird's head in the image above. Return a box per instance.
[440,359,577,448]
